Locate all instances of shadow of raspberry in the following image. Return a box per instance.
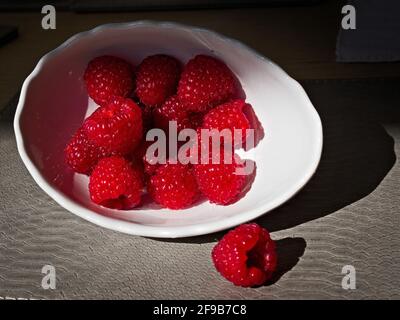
[264,237,306,286]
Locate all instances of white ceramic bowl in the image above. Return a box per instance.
[14,21,322,238]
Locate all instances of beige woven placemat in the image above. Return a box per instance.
[1,79,399,299]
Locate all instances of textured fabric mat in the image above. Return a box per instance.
[0,79,400,299]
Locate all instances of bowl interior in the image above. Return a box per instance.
[17,22,322,236]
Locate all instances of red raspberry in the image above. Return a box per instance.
[194,151,246,205]
[65,128,108,174]
[153,95,204,134]
[135,54,181,107]
[84,55,134,106]
[147,162,199,209]
[130,141,160,175]
[153,95,192,133]
[188,111,205,129]
[178,55,237,112]
[83,96,142,155]
[143,155,159,176]
[89,156,143,209]
[187,128,235,168]
[141,104,154,131]
[142,147,161,176]
[202,99,251,147]
[212,223,277,287]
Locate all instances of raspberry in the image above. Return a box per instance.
[131,141,160,175]
[83,96,142,155]
[147,162,199,209]
[212,223,277,287]
[178,55,237,112]
[135,54,181,107]
[89,156,143,209]
[202,99,251,147]
[84,55,134,106]
[194,151,246,205]
[142,147,161,176]
[188,111,205,129]
[153,95,193,133]
[143,154,159,176]
[65,128,108,174]
[141,104,154,131]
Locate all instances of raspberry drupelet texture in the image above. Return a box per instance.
[142,147,161,176]
[65,128,109,175]
[141,104,154,131]
[153,95,194,133]
[178,55,237,112]
[212,223,277,287]
[202,99,251,147]
[89,156,144,209]
[84,55,134,106]
[147,162,199,209]
[83,96,142,155]
[130,141,160,176]
[135,54,181,107]
[194,151,247,205]
[188,111,205,129]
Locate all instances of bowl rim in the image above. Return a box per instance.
[13,20,323,238]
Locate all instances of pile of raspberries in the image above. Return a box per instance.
[64,54,277,287]
[65,54,256,210]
